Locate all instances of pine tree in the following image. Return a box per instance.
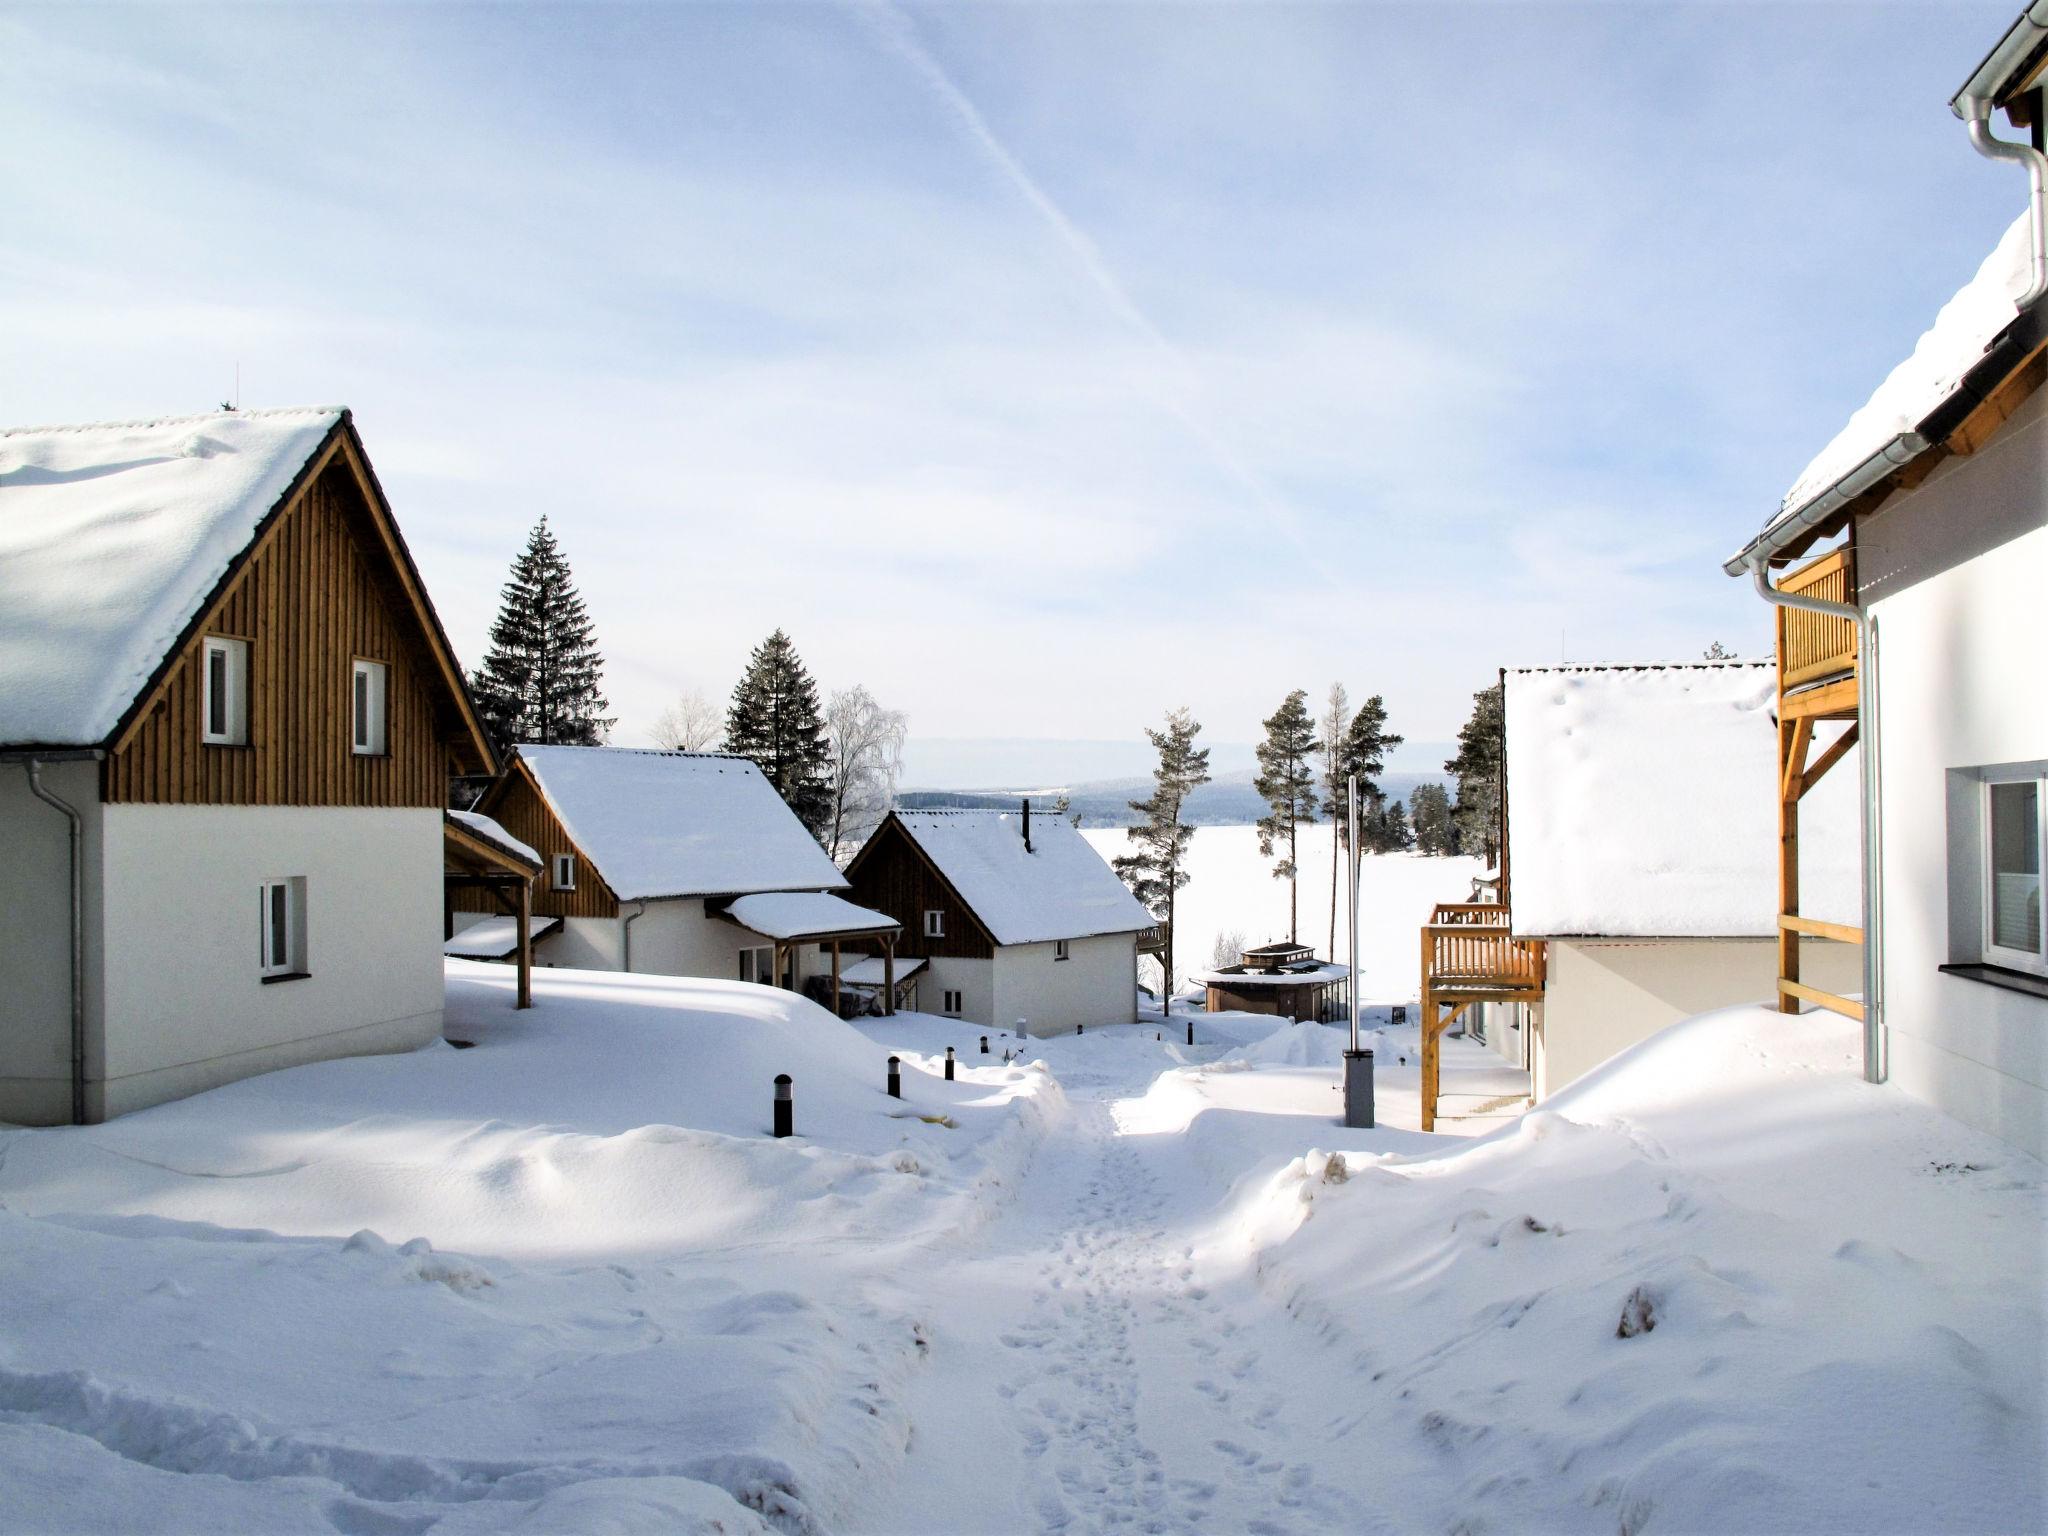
[1318,683,1350,961]
[1334,693,1403,852]
[1253,689,1321,943]
[1446,682,1505,867]
[1373,797,1413,852]
[469,516,613,746]
[726,630,834,840]
[1410,782,1455,855]
[1113,709,1212,1015]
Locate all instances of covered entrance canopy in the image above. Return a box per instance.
[718,891,904,1016]
[443,809,543,1010]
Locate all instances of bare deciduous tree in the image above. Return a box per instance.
[1211,927,1248,970]
[651,689,723,753]
[825,686,908,863]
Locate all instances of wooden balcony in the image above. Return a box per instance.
[1778,548,1859,719]
[1419,903,1546,1132]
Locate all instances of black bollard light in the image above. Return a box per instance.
[887,1055,901,1099]
[1076,1023,1084,1036]
[1187,1018,1194,1046]
[773,1073,793,1138]
[980,1035,989,1054]
[944,1046,955,1082]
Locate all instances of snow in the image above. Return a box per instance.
[447,808,539,867]
[1505,662,1861,937]
[441,914,561,958]
[1083,823,1488,999]
[1191,961,1349,988]
[0,963,2038,1531]
[725,891,899,941]
[516,746,849,900]
[890,809,1153,944]
[1769,210,2033,535]
[0,408,344,747]
[838,955,927,986]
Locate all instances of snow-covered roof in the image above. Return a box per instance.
[886,809,1154,946]
[442,915,562,959]
[1196,962,1350,988]
[514,746,848,901]
[1748,212,2033,560]
[448,809,540,868]
[0,407,345,747]
[1505,663,1860,939]
[725,891,900,941]
[838,955,928,987]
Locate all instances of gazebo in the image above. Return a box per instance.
[1198,941,1350,1022]
[716,892,904,1016]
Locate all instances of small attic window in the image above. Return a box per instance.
[553,854,576,892]
[352,659,388,756]
[924,909,944,939]
[202,636,248,746]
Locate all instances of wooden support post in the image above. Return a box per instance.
[1420,922,1437,1132]
[831,940,842,1018]
[515,877,532,1011]
[883,937,896,1018]
[1777,712,1808,1014]
[443,881,455,942]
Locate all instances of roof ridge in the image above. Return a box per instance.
[1508,660,1769,675]
[0,405,346,441]
[519,744,757,763]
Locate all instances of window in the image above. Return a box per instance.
[258,877,306,980]
[1054,939,1070,962]
[924,909,945,939]
[1986,777,2045,974]
[552,854,576,892]
[739,945,774,985]
[202,636,248,746]
[351,659,388,756]
[943,989,962,1015]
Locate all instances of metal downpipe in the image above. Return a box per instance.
[1963,107,2048,308]
[24,760,87,1125]
[1747,560,1884,1083]
[622,900,647,972]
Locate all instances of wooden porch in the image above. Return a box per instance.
[1772,548,1864,1023]
[1419,902,1546,1132]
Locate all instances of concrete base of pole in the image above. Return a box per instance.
[1342,1049,1375,1129]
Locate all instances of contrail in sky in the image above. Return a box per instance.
[851,0,1306,541]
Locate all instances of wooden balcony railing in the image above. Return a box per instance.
[1779,548,1858,688]
[1421,903,1547,991]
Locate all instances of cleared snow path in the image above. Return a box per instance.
[848,1025,1393,1536]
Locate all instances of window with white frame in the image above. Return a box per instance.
[202,636,249,746]
[924,909,945,939]
[258,877,306,979]
[552,853,576,892]
[352,659,389,756]
[943,989,962,1015]
[1985,776,2045,974]
[1054,939,1070,962]
[739,945,774,985]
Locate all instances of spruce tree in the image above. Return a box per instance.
[1446,682,1505,867]
[726,630,834,840]
[1410,782,1455,855]
[1318,683,1350,961]
[1373,797,1413,852]
[1253,689,1321,944]
[1333,694,1403,856]
[469,515,613,746]
[1112,709,1211,1015]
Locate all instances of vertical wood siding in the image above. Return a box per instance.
[844,819,995,959]
[474,769,621,919]
[104,465,454,808]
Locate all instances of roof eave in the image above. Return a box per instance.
[1951,1,2048,115]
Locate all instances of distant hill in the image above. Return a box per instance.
[898,766,1450,828]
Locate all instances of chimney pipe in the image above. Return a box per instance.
[1022,797,1033,852]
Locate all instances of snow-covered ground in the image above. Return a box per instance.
[1081,824,1484,999]
[1,963,2040,1534]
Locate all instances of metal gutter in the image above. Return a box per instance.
[22,760,89,1123]
[1950,2,2048,116]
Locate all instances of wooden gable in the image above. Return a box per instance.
[102,419,494,807]
[843,814,997,960]
[472,759,621,920]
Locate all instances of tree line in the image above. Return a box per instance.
[465,517,904,861]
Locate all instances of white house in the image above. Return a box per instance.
[1480,662,1864,1103]
[458,746,903,1003]
[0,407,498,1124]
[1724,9,2048,1157]
[843,806,1152,1036]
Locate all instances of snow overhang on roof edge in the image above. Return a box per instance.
[1721,301,2045,576]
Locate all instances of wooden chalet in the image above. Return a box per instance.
[0,407,496,1124]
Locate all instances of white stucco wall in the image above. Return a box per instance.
[1858,385,2047,1159]
[94,805,445,1119]
[920,956,996,1028]
[0,759,106,1125]
[1534,936,1862,1101]
[995,933,1139,1037]
[524,899,832,989]
[537,915,623,971]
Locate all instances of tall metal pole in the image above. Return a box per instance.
[1348,772,1361,1053]
[1342,772,1374,1128]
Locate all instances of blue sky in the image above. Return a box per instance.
[0,1,2025,779]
